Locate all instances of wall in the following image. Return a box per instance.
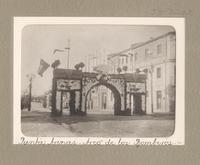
[108,32,176,114]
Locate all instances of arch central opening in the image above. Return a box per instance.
[85,83,121,115]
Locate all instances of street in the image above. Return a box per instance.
[21,102,175,137]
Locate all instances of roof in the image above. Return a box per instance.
[53,69,83,79]
[107,31,175,58]
[107,53,128,59]
[53,69,146,83]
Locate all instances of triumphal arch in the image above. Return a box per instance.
[51,69,146,116]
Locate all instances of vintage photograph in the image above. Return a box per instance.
[13,18,184,145]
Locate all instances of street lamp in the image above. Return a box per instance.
[26,74,35,111]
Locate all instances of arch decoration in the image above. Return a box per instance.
[51,69,146,116]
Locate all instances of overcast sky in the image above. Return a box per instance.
[21,25,174,96]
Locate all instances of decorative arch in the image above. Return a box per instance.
[52,69,146,116]
[81,77,125,114]
[84,82,122,115]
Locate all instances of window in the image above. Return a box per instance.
[156,91,162,109]
[145,48,149,58]
[130,55,133,62]
[101,92,107,109]
[157,67,161,78]
[134,53,138,61]
[157,44,162,54]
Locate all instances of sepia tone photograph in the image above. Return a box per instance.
[12,17,185,145]
[20,23,176,138]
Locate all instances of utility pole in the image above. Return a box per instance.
[66,39,70,69]
[27,74,35,111]
[28,77,32,111]
[88,54,91,72]
[84,54,87,72]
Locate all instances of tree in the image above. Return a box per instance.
[117,67,122,74]
[74,64,80,70]
[79,62,85,70]
[122,66,128,73]
[74,62,85,71]
[136,68,140,73]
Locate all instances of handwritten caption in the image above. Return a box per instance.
[19,137,173,146]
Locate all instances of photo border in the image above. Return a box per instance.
[13,17,185,145]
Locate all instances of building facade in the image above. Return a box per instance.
[87,86,114,113]
[86,53,114,113]
[107,31,176,114]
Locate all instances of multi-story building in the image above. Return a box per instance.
[87,86,114,113]
[86,52,114,113]
[107,31,176,114]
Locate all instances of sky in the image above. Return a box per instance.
[21,25,174,96]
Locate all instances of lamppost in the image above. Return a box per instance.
[66,39,70,69]
[26,74,35,111]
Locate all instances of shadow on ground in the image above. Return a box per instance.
[21,108,175,137]
[21,110,175,125]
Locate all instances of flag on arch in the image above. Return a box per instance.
[37,59,50,77]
